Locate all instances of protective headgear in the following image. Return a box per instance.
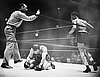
[51,63,55,69]
[71,12,79,17]
[71,12,79,20]
[32,44,39,51]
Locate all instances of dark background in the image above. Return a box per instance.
[0,0,100,65]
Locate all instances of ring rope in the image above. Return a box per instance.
[20,49,78,52]
[17,25,72,34]
[40,14,72,24]
[18,37,75,42]
[1,37,98,50]
[20,49,99,52]
[19,40,78,48]
[19,40,97,50]
[70,0,98,12]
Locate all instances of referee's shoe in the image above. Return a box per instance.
[1,63,13,69]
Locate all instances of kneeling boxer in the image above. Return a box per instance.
[24,44,42,69]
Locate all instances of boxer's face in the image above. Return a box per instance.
[21,4,28,12]
[71,15,76,20]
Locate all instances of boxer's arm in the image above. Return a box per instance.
[78,19,94,29]
[27,48,34,61]
[68,19,77,35]
[39,52,47,66]
[18,11,38,21]
[85,21,94,29]
[69,25,76,34]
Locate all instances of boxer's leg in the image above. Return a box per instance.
[85,51,98,71]
[1,26,14,68]
[29,60,38,69]
[13,42,22,64]
[1,42,14,68]
[77,43,91,73]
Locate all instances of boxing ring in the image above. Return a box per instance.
[0,59,100,77]
[1,2,100,77]
[0,22,100,77]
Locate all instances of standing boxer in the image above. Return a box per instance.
[1,3,40,68]
[67,12,98,73]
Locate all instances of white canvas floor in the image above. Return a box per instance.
[0,59,100,77]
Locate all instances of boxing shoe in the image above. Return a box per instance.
[1,63,13,69]
[14,60,23,64]
[24,61,30,69]
[34,66,42,71]
[7,65,13,69]
[93,62,98,71]
[51,63,55,69]
[83,65,91,73]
